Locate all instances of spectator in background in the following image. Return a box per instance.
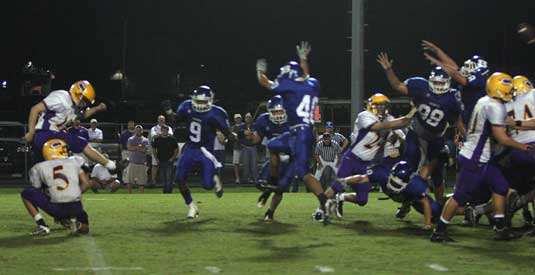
[90,153,121,193]
[314,132,342,189]
[149,115,174,187]
[231,113,243,184]
[67,119,90,164]
[152,125,179,193]
[318,121,349,152]
[119,120,135,186]
[88,118,103,151]
[214,130,227,178]
[241,112,258,184]
[127,125,149,193]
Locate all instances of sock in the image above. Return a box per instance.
[436,216,449,233]
[339,193,346,202]
[180,189,193,205]
[34,214,47,227]
[494,214,505,231]
[318,193,327,206]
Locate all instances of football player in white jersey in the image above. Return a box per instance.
[20,139,91,235]
[431,73,534,242]
[22,80,115,171]
[503,76,535,228]
[316,93,415,221]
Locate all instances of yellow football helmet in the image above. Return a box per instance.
[42,139,69,161]
[486,72,513,102]
[367,93,390,118]
[512,75,534,97]
[69,80,96,106]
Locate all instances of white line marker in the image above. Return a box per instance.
[86,198,108,201]
[428,264,449,272]
[205,266,221,273]
[315,265,335,273]
[52,267,144,272]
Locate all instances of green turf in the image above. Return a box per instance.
[0,187,534,275]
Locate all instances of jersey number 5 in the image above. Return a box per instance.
[53,165,69,191]
[296,95,319,124]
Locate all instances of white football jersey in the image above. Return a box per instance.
[35,90,77,132]
[505,91,535,144]
[349,111,389,161]
[29,156,85,203]
[460,96,506,163]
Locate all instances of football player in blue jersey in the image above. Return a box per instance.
[421,40,490,128]
[377,53,465,206]
[172,85,236,219]
[256,41,331,220]
[244,95,293,221]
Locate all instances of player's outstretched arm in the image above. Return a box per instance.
[369,104,417,131]
[376,52,408,95]
[421,40,459,69]
[506,116,535,130]
[492,125,530,151]
[455,114,466,140]
[23,102,47,142]
[424,53,468,86]
[257,59,274,89]
[82,103,107,119]
[296,41,311,78]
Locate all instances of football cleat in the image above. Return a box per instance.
[257,191,271,208]
[187,202,200,219]
[522,207,533,224]
[67,218,81,235]
[325,199,337,218]
[430,231,456,243]
[31,225,51,236]
[312,208,325,223]
[214,175,223,198]
[335,193,344,219]
[395,202,411,219]
[264,209,274,222]
[493,227,520,241]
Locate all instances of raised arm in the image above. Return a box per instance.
[82,103,107,119]
[424,53,467,86]
[256,59,274,90]
[421,40,459,69]
[296,41,311,78]
[377,52,409,95]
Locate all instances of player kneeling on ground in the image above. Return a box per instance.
[21,139,91,235]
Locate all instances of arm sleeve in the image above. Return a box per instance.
[214,109,230,132]
[487,102,506,125]
[336,133,346,143]
[356,112,379,130]
[466,71,487,88]
[42,91,68,113]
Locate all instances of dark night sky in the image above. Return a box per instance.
[2,0,535,120]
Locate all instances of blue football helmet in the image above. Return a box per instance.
[387,161,413,193]
[277,61,302,81]
[460,55,488,77]
[267,95,287,125]
[428,66,451,94]
[191,85,214,113]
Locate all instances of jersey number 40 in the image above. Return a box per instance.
[296,95,319,124]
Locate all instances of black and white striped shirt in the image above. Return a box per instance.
[315,140,342,162]
[318,132,346,147]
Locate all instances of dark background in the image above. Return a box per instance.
[1,0,534,122]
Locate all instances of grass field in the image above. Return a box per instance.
[0,187,534,275]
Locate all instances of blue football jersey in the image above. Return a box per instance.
[175,100,230,151]
[254,112,289,140]
[405,77,462,139]
[459,69,488,125]
[271,77,320,127]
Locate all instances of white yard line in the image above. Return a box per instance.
[428,263,449,272]
[52,267,144,272]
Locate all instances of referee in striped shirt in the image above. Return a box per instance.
[318,121,349,152]
[314,133,342,187]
